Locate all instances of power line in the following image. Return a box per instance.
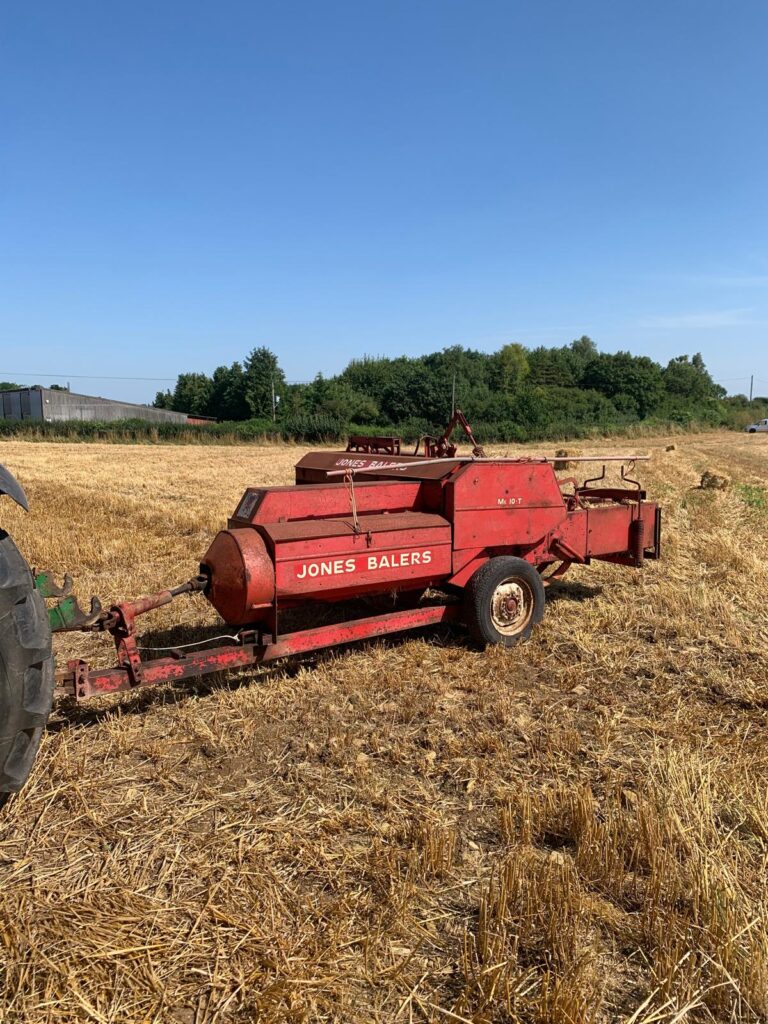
[0,370,316,385]
[0,370,177,382]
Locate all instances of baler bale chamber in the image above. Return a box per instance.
[203,449,660,633]
[0,414,661,806]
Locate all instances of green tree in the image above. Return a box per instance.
[153,390,173,409]
[581,352,665,418]
[569,335,598,376]
[315,381,380,422]
[209,362,249,420]
[170,373,213,416]
[244,347,285,419]
[490,343,529,392]
[663,353,724,402]
[527,346,577,387]
[380,357,439,423]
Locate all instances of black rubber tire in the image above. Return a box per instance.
[748,428,756,433]
[0,530,54,808]
[464,556,545,648]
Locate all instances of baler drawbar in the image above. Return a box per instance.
[0,416,661,804]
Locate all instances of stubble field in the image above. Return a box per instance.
[0,431,767,1023]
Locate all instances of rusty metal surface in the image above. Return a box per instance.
[230,481,424,526]
[34,570,73,599]
[577,487,648,503]
[55,604,462,700]
[416,409,485,459]
[295,451,463,482]
[48,594,104,632]
[202,528,275,624]
[346,435,401,455]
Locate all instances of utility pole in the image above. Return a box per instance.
[271,377,276,422]
[451,372,456,416]
[749,374,754,404]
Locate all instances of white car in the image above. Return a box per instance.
[745,418,768,433]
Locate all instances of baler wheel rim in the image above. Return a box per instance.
[0,530,54,809]
[464,556,545,648]
[489,578,535,636]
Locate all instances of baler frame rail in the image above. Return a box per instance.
[54,602,461,702]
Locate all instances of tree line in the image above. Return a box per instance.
[152,338,759,441]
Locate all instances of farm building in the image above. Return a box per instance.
[0,386,189,424]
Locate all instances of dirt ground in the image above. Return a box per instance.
[0,431,766,1023]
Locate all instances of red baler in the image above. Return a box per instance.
[0,422,660,803]
[53,431,660,701]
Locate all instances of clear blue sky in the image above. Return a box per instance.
[2,1,767,404]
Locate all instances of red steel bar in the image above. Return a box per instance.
[58,603,461,701]
[326,454,650,475]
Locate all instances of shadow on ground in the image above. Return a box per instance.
[49,580,602,730]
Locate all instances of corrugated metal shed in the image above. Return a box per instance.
[0,387,189,424]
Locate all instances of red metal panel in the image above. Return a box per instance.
[295,451,461,482]
[585,503,657,557]
[230,480,423,526]
[448,551,488,588]
[264,512,453,598]
[264,511,449,543]
[550,510,588,560]
[446,462,565,512]
[71,604,461,699]
[447,463,567,549]
[452,507,565,551]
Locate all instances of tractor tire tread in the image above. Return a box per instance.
[0,531,54,806]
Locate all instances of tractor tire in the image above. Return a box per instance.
[0,530,54,808]
[464,556,545,648]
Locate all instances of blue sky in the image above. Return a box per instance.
[2,1,767,404]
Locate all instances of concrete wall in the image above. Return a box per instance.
[0,388,189,424]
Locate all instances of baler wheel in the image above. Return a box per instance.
[0,531,54,808]
[464,556,545,647]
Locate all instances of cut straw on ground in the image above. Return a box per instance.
[0,430,766,1022]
